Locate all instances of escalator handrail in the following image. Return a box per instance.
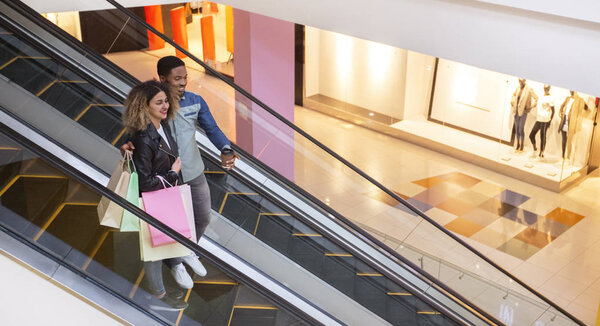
[0,2,134,111]
[196,138,501,326]
[0,119,339,326]
[1,0,139,88]
[102,0,584,324]
[0,5,493,323]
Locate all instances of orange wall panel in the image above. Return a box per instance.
[170,6,188,58]
[201,15,216,62]
[144,5,165,50]
[226,6,234,53]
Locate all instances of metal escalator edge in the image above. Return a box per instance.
[0,0,133,101]
[1,0,501,323]
[0,1,498,323]
[101,1,585,325]
[0,109,343,326]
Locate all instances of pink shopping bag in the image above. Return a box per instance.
[141,178,192,247]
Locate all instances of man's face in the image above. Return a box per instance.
[518,78,526,88]
[160,65,187,99]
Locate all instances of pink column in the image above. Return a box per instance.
[233,9,295,181]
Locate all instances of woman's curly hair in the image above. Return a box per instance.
[122,80,179,134]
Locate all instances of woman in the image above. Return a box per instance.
[122,80,190,311]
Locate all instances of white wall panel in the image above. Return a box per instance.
[22,0,600,96]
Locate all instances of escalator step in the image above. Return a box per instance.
[219,193,261,234]
[86,231,143,289]
[254,213,294,252]
[0,57,58,95]
[287,234,325,276]
[36,203,104,258]
[228,306,278,326]
[178,283,237,326]
[354,274,387,318]
[37,81,94,119]
[76,104,125,143]
[0,148,22,191]
[0,33,45,66]
[0,176,68,232]
[321,255,356,296]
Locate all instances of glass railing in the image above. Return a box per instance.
[0,22,127,147]
[90,1,583,325]
[0,5,477,324]
[2,0,585,324]
[0,118,323,326]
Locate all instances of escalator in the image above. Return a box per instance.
[0,12,473,325]
[0,0,585,325]
[0,113,334,325]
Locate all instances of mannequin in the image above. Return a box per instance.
[510,78,538,152]
[558,90,588,159]
[529,85,554,158]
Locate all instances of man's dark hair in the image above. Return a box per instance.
[157,56,185,77]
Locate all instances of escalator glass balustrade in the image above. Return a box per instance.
[0,6,471,325]
[1,0,580,324]
[0,24,128,147]
[0,125,309,326]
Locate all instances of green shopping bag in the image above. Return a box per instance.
[120,152,140,232]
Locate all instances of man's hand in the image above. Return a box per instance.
[120,141,135,156]
[220,151,239,170]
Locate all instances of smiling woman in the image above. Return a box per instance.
[121,80,191,311]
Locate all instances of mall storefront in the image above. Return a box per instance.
[302,27,600,192]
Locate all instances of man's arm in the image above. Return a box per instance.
[195,94,230,150]
[194,94,238,169]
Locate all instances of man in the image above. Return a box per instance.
[510,78,538,152]
[122,56,237,290]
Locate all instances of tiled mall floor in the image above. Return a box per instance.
[104,14,600,324]
[294,107,600,325]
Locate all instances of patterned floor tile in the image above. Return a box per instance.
[545,208,585,227]
[470,181,505,197]
[496,238,541,260]
[486,218,527,238]
[445,172,481,188]
[513,228,556,248]
[412,176,446,188]
[503,208,539,227]
[444,217,484,237]
[437,197,475,216]
[412,188,450,206]
[479,198,516,216]
[471,228,511,249]
[426,207,458,226]
[451,189,489,207]
[518,198,556,216]
[529,218,570,238]
[496,189,530,206]
[428,181,466,195]
[461,208,501,227]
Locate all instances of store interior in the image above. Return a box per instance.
[304,27,599,191]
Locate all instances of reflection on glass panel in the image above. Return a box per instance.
[34,1,590,324]
[0,129,305,326]
[304,26,404,126]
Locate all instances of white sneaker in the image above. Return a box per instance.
[182,254,207,277]
[170,263,193,289]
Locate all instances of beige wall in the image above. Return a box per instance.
[306,27,408,120]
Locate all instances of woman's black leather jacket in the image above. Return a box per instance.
[131,121,181,194]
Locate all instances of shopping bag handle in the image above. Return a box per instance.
[123,150,137,173]
[156,175,177,189]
